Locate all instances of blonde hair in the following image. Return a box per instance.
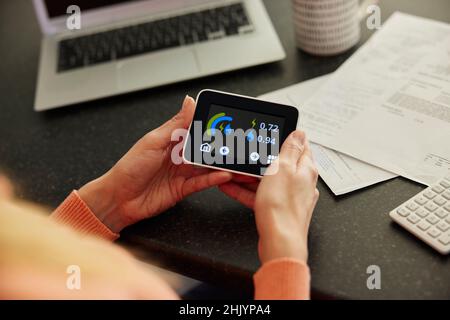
[0,197,177,299]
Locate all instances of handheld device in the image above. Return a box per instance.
[183,89,299,177]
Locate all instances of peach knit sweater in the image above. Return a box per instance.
[51,191,310,300]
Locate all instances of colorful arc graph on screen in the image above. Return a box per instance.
[206,112,234,136]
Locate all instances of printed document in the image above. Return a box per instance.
[260,75,396,195]
[302,12,450,185]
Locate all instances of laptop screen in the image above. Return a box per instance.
[44,0,142,18]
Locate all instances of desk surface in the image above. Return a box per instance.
[1,0,450,299]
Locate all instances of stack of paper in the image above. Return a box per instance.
[260,76,396,196]
[302,12,450,186]
[261,12,450,195]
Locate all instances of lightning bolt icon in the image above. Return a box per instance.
[251,119,256,128]
[219,123,224,131]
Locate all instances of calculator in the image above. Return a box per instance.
[389,176,450,254]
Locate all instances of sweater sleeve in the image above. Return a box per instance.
[51,192,310,300]
[254,258,310,300]
[50,191,119,241]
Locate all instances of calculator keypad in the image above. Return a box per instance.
[390,176,450,254]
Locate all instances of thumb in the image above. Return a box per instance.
[150,95,196,148]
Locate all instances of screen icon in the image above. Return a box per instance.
[200,143,211,153]
[206,112,233,136]
[219,146,230,156]
[250,152,260,162]
[246,131,255,142]
[267,155,278,164]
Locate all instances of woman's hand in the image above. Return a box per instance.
[0,175,14,200]
[79,96,233,233]
[219,130,319,264]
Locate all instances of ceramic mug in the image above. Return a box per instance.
[291,0,374,55]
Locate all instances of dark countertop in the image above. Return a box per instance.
[1,0,450,299]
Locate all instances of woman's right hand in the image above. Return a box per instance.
[219,130,319,264]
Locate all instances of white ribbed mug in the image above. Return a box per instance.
[292,0,371,56]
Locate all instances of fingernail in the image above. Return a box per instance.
[182,95,192,110]
[292,130,306,145]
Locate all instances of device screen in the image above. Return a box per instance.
[206,104,285,164]
[44,0,141,18]
[184,90,298,177]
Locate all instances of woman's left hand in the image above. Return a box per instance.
[79,96,233,233]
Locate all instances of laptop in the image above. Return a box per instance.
[33,0,286,111]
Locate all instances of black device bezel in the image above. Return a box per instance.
[183,89,299,177]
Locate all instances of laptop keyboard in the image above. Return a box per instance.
[57,2,253,72]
